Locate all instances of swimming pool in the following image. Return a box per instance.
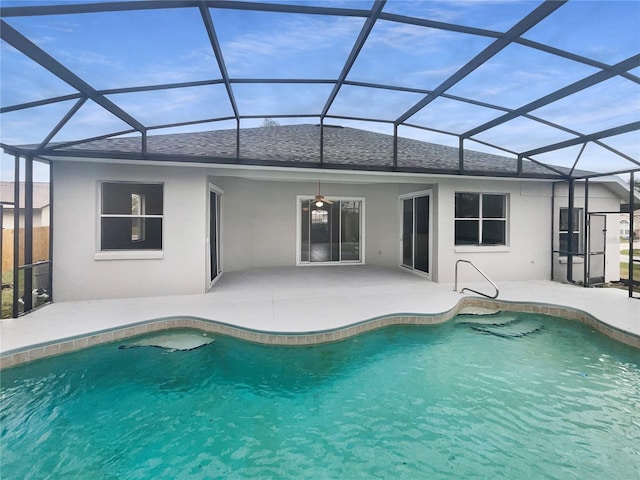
[2,312,639,479]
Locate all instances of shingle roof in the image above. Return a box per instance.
[49,124,584,178]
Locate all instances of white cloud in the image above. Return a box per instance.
[221,15,363,75]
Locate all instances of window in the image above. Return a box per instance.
[559,208,582,255]
[455,193,507,246]
[100,182,163,251]
[299,197,363,264]
[620,219,630,238]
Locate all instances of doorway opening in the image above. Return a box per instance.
[208,185,222,287]
[400,191,431,277]
[297,196,364,265]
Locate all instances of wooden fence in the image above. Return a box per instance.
[1,227,50,272]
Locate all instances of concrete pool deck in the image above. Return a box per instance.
[1,266,639,362]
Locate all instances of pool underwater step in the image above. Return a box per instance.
[455,315,515,326]
[456,313,544,338]
[118,331,215,352]
[461,319,544,338]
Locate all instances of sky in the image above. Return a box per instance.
[1,0,639,182]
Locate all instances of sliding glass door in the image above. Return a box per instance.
[299,198,363,264]
[401,192,430,275]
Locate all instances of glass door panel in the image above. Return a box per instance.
[209,191,220,283]
[415,195,429,273]
[402,194,430,275]
[300,198,362,264]
[402,199,413,267]
[341,201,361,261]
[300,201,310,262]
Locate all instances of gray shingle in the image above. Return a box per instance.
[51,124,580,177]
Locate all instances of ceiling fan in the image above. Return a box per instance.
[311,181,333,208]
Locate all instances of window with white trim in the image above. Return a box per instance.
[620,219,630,238]
[559,207,583,255]
[455,193,507,246]
[100,182,163,251]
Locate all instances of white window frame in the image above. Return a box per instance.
[558,207,583,257]
[620,219,630,238]
[95,181,164,261]
[296,195,365,266]
[454,192,509,252]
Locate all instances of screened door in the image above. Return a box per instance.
[587,214,606,286]
[402,194,430,274]
[299,199,362,264]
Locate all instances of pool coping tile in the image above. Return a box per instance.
[2,296,638,370]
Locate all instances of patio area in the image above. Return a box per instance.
[1,266,638,358]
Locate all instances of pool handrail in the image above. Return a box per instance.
[454,259,499,299]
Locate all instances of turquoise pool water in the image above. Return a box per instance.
[2,312,639,479]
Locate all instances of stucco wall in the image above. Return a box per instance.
[52,161,207,301]
[211,176,430,272]
[51,160,624,302]
[434,178,553,284]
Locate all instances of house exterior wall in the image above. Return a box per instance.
[434,178,553,284]
[51,160,625,302]
[52,161,207,301]
[210,176,429,272]
[2,207,48,229]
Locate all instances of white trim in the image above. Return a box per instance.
[51,155,559,185]
[207,183,224,290]
[453,191,509,247]
[296,195,365,266]
[96,180,165,257]
[454,245,511,254]
[94,250,163,261]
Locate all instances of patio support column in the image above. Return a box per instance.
[393,124,398,170]
[12,155,20,318]
[458,137,464,173]
[551,181,556,281]
[23,154,34,312]
[320,120,324,167]
[141,130,147,157]
[236,118,240,159]
[517,154,523,176]
[583,178,589,286]
[566,178,575,284]
[48,160,54,303]
[629,171,635,298]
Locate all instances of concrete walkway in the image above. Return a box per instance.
[1,266,638,355]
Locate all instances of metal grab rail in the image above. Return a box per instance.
[454,259,499,299]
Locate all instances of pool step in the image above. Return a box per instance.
[458,317,543,338]
[119,331,215,352]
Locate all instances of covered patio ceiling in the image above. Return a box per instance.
[1,0,639,180]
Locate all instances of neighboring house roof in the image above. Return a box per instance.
[0,182,50,210]
[37,124,592,179]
